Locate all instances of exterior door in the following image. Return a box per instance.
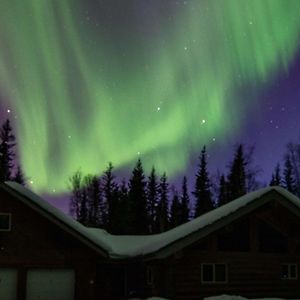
[0,269,18,300]
[26,269,75,300]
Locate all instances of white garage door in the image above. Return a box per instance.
[0,269,17,300]
[26,269,75,300]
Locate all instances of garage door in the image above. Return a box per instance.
[0,269,17,300]
[26,269,75,300]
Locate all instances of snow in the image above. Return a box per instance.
[4,182,300,259]
[129,298,168,300]
[204,296,300,300]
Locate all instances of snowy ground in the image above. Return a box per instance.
[204,296,300,300]
[129,296,300,300]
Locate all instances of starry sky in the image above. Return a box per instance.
[0,0,300,203]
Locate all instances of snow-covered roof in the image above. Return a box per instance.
[3,182,300,260]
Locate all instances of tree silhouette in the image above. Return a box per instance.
[0,119,15,182]
[128,159,149,234]
[193,146,214,217]
[156,172,169,232]
[180,176,190,223]
[227,144,246,201]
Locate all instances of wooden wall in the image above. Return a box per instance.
[152,201,300,300]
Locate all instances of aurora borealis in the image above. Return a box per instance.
[0,0,300,194]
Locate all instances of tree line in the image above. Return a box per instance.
[69,143,300,235]
[1,117,300,235]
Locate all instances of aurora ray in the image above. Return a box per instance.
[0,0,299,193]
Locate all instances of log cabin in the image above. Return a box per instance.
[1,182,300,299]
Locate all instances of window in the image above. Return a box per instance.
[0,213,11,231]
[201,264,227,283]
[281,264,298,280]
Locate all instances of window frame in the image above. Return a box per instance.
[281,263,298,280]
[201,263,228,284]
[0,213,11,231]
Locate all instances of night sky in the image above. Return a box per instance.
[0,0,300,209]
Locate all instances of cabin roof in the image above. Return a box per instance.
[3,182,300,260]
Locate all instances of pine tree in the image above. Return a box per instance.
[218,174,228,206]
[285,142,300,196]
[156,172,169,232]
[193,146,214,217]
[13,165,26,185]
[180,176,190,224]
[0,119,16,182]
[147,167,159,233]
[227,144,246,201]
[283,155,296,193]
[83,175,102,227]
[102,162,117,230]
[170,190,181,229]
[270,163,282,186]
[69,170,83,220]
[107,185,122,234]
[128,159,149,234]
[115,179,130,234]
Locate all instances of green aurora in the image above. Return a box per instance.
[0,0,300,193]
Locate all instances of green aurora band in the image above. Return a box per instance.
[0,0,300,193]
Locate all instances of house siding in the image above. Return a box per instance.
[0,189,105,300]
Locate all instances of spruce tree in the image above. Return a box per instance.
[69,170,83,220]
[147,167,159,233]
[128,159,149,234]
[0,119,16,182]
[116,179,130,234]
[156,172,169,232]
[83,175,102,227]
[283,155,296,193]
[13,165,26,185]
[227,144,246,201]
[218,174,228,207]
[102,162,117,230]
[170,190,181,229]
[193,146,213,217]
[269,163,282,186]
[180,176,190,224]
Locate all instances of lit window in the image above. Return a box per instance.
[0,213,11,231]
[281,264,297,280]
[201,264,227,283]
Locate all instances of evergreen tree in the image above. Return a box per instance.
[227,144,247,201]
[218,174,228,207]
[283,155,296,193]
[147,167,159,233]
[180,176,190,224]
[115,179,130,234]
[13,165,26,185]
[269,163,282,186]
[102,162,117,230]
[128,159,149,234]
[156,172,169,232]
[0,119,15,182]
[83,175,102,227]
[170,189,181,229]
[107,184,122,234]
[193,146,214,217]
[69,170,83,220]
[285,142,300,196]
